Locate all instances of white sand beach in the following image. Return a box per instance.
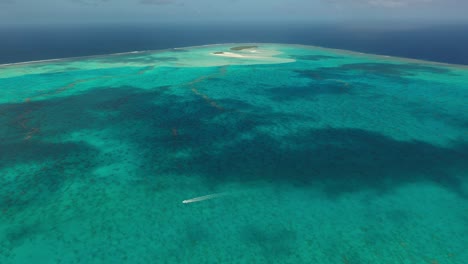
[211,52,248,58]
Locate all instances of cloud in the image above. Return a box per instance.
[139,0,176,5]
[327,0,435,8]
[70,0,177,6]
[70,0,110,5]
[367,0,433,8]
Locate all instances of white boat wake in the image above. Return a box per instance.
[182,193,226,204]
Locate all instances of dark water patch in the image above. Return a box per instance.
[204,77,224,82]
[266,82,352,101]
[216,98,276,112]
[431,112,468,130]
[0,139,100,213]
[295,62,456,85]
[21,86,220,149]
[66,88,468,198]
[45,87,305,180]
[124,95,303,159]
[294,69,349,81]
[384,209,413,226]
[94,90,156,111]
[0,139,97,169]
[407,102,468,131]
[181,221,212,248]
[1,86,172,139]
[0,89,158,213]
[2,86,466,203]
[2,222,42,248]
[339,63,455,76]
[338,248,365,264]
[170,128,468,198]
[242,225,297,259]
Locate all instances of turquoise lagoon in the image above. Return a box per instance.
[0,44,467,263]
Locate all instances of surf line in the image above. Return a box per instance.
[182,193,226,204]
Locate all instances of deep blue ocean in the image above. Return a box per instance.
[1,22,468,65]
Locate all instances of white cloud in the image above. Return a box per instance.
[71,0,110,5]
[140,0,176,5]
[367,0,433,8]
[327,0,435,8]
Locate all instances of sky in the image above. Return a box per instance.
[0,0,467,25]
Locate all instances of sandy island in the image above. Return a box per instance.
[212,51,248,58]
[212,45,269,59]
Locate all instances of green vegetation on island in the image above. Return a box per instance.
[230,45,258,51]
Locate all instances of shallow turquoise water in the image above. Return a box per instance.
[0,44,467,263]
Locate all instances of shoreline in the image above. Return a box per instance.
[1,43,467,69]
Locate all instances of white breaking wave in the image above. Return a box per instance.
[182,193,226,204]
